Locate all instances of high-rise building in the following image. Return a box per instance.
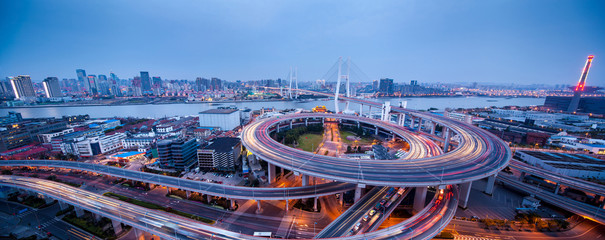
[0,78,14,97]
[87,75,98,95]
[10,75,36,99]
[110,72,119,82]
[372,80,379,91]
[42,77,62,98]
[410,80,418,86]
[210,78,222,91]
[131,77,142,96]
[157,138,198,171]
[140,71,151,91]
[76,69,87,92]
[378,78,394,95]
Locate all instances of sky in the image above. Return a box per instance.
[1,0,604,86]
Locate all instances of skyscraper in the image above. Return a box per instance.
[10,75,36,99]
[210,77,222,91]
[140,71,151,91]
[42,77,62,98]
[87,75,98,95]
[379,78,394,95]
[76,69,87,92]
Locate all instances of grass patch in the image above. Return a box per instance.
[103,192,215,224]
[340,131,374,145]
[296,133,323,152]
[62,213,116,239]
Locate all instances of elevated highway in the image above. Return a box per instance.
[509,159,605,196]
[243,112,511,186]
[0,160,355,200]
[1,175,458,240]
[499,175,605,225]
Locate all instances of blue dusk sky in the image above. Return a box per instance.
[1,0,604,86]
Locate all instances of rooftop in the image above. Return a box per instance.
[200,109,238,114]
[203,137,241,152]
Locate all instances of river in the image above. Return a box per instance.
[0,97,545,119]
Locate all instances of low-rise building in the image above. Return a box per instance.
[157,138,197,171]
[197,137,241,171]
[516,150,605,179]
[199,108,240,131]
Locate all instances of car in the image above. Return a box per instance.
[353,222,362,232]
[369,209,376,216]
[362,215,369,222]
[380,199,387,205]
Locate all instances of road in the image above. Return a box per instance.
[242,112,511,187]
[498,174,605,225]
[0,160,356,201]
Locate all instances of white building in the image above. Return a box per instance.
[444,111,473,124]
[515,150,605,179]
[38,128,74,143]
[122,137,155,150]
[199,108,240,131]
[75,132,127,157]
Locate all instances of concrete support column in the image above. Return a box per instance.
[112,219,123,234]
[302,175,309,187]
[443,128,451,152]
[554,183,560,195]
[281,167,285,177]
[359,104,363,115]
[277,124,280,133]
[74,207,84,217]
[94,213,102,222]
[322,118,324,124]
[413,187,428,213]
[485,174,497,195]
[256,200,263,214]
[313,197,318,212]
[519,172,526,181]
[134,228,144,240]
[166,187,171,195]
[375,126,379,135]
[285,199,289,211]
[42,195,53,204]
[186,190,191,199]
[206,194,212,203]
[268,163,276,184]
[431,122,436,135]
[290,120,293,129]
[354,186,363,203]
[459,181,473,209]
[58,201,68,210]
[230,199,236,209]
[305,119,308,126]
[357,121,360,128]
[339,192,344,207]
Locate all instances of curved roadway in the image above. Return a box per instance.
[243,112,511,186]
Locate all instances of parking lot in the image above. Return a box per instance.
[182,171,245,186]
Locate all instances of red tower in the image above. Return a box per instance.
[567,55,594,112]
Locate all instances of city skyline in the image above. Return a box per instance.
[1,1,604,86]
